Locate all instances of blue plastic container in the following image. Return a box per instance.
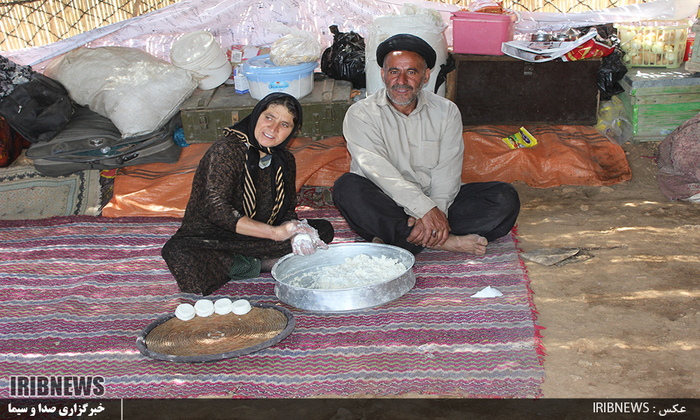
[241,55,318,100]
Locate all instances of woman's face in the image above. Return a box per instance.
[254,104,295,149]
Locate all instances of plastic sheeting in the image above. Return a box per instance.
[103,127,631,218]
[514,0,700,34]
[101,143,207,218]
[5,0,405,69]
[6,0,697,70]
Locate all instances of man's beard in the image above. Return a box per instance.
[387,83,421,106]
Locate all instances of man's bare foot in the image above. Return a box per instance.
[371,237,385,244]
[430,234,488,256]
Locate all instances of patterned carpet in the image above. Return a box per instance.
[0,207,544,398]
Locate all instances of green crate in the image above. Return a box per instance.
[619,66,700,142]
[180,75,354,144]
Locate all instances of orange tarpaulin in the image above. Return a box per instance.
[462,125,631,187]
[101,137,350,218]
[289,136,350,189]
[102,126,630,218]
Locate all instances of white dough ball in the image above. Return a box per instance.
[214,298,233,315]
[175,303,195,321]
[231,299,252,315]
[194,299,214,317]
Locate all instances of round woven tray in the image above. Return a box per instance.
[136,303,294,363]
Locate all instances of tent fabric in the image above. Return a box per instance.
[5,0,690,69]
[102,126,631,218]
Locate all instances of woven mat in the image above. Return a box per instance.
[0,210,544,398]
[0,157,102,219]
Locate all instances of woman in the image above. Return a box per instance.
[162,92,334,295]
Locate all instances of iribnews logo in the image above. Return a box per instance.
[9,376,105,397]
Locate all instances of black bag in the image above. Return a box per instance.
[26,106,181,177]
[0,58,74,143]
[597,48,627,101]
[321,25,366,89]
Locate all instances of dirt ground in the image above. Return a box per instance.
[514,140,700,399]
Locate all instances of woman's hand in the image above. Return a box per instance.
[277,220,310,241]
[287,220,329,255]
[235,216,305,241]
[236,217,328,254]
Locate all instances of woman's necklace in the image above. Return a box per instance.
[259,153,272,169]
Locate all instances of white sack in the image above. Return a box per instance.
[45,47,197,137]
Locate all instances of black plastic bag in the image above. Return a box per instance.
[321,25,366,89]
[596,47,627,101]
[0,55,74,143]
[434,53,455,94]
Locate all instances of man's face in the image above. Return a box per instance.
[381,50,431,108]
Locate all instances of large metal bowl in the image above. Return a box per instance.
[271,243,416,312]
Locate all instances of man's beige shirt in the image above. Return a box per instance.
[343,88,464,219]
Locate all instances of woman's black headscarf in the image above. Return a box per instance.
[222,92,303,225]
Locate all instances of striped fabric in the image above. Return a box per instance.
[242,164,257,218]
[267,166,285,224]
[0,209,544,398]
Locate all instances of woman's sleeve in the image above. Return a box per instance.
[280,151,298,223]
[198,140,246,232]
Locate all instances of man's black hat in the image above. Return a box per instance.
[376,33,437,69]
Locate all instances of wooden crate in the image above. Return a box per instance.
[447,54,601,126]
[619,65,700,142]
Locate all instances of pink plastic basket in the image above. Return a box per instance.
[451,11,517,55]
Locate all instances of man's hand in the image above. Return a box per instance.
[406,207,450,248]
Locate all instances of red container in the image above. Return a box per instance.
[451,11,516,55]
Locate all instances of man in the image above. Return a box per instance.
[332,33,520,256]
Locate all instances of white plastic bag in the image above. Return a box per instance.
[595,97,633,146]
[264,22,322,66]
